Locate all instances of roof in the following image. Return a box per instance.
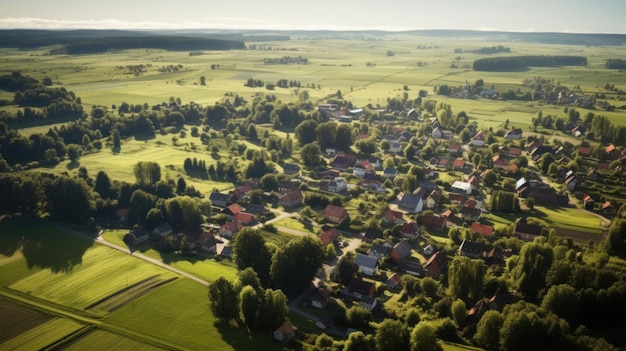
[276,321,295,335]
[459,239,485,256]
[392,240,413,259]
[370,243,392,257]
[283,163,300,174]
[279,189,303,203]
[399,193,422,211]
[349,278,375,296]
[355,253,378,269]
[423,215,446,227]
[220,220,243,232]
[363,227,383,241]
[470,222,494,237]
[224,203,243,215]
[323,204,348,220]
[451,181,472,191]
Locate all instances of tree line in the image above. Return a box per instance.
[473,56,588,71]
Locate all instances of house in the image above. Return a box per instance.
[451,181,473,195]
[423,215,446,232]
[245,203,270,216]
[128,228,150,245]
[197,231,218,253]
[514,218,544,241]
[283,163,300,175]
[401,221,420,239]
[470,222,494,238]
[359,296,378,311]
[315,314,335,330]
[423,244,435,256]
[231,184,253,201]
[362,228,384,243]
[279,189,304,209]
[424,250,448,279]
[460,207,481,221]
[234,212,256,225]
[209,192,229,208]
[152,222,173,239]
[320,177,347,193]
[459,239,486,258]
[353,164,367,177]
[431,127,443,139]
[391,240,413,264]
[470,130,486,146]
[323,204,349,224]
[492,154,510,169]
[274,321,295,343]
[386,272,402,291]
[389,141,402,153]
[449,192,465,204]
[453,159,466,170]
[355,253,378,276]
[222,203,244,217]
[310,286,332,309]
[320,227,341,249]
[369,243,392,259]
[218,245,233,258]
[400,259,425,277]
[398,193,424,213]
[383,167,398,178]
[504,128,523,139]
[467,299,489,323]
[382,208,405,226]
[507,147,522,158]
[425,189,442,209]
[583,194,595,210]
[449,143,461,154]
[219,220,243,239]
[348,278,376,300]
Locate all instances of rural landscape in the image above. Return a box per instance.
[1,26,626,351]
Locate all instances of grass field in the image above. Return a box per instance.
[62,329,168,351]
[9,244,177,310]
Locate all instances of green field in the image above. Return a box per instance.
[0,317,84,351]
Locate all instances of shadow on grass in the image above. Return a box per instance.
[215,320,304,351]
[0,217,93,273]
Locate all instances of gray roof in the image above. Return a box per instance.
[355,253,378,269]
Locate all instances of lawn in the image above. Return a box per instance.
[531,206,606,234]
[106,278,291,351]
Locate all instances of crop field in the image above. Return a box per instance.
[0,298,53,344]
[0,316,84,351]
[9,244,177,310]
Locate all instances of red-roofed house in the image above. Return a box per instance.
[577,146,592,157]
[470,223,494,238]
[401,221,420,239]
[383,208,405,226]
[274,321,295,343]
[279,189,304,209]
[222,203,244,217]
[323,205,349,224]
[423,215,446,232]
[424,250,448,279]
[219,220,243,239]
[234,212,256,225]
[320,227,341,249]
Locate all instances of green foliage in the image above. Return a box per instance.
[207,277,240,322]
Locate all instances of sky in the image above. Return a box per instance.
[1,0,625,34]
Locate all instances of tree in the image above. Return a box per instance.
[410,322,442,351]
[448,256,486,303]
[176,177,187,195]
[111,128,121,151]
[67,144,82,162]
[256,288,289,331]
[145,208,163,230]
[511,242,554,302]
[240,285,259,328]
[93,170,112,199]
[473,310,504,350]
[208,277,240,322]
[335,123,355,150]
[133,161,161,186]
[270,235,324,295]
[375,318,409,351]
[294,119,318,146]
[45,175,94,223]
[335,252,357,285]
[129,189,156,224]
[482,170,498,188]
[541,284,581,325]
[235,267,263,293]
[301,141,322,166]
[346,305,372,328]
[315,122,337,150]
[344,331,375,351]
[233,228,267,271]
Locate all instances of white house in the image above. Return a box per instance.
[451,181,473,195]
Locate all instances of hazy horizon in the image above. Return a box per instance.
[1,0,625,34]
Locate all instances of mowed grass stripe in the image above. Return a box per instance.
[9,245,176,310]
[61,329,167,351]
[0,298,54,344]
[0,317,83,351]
